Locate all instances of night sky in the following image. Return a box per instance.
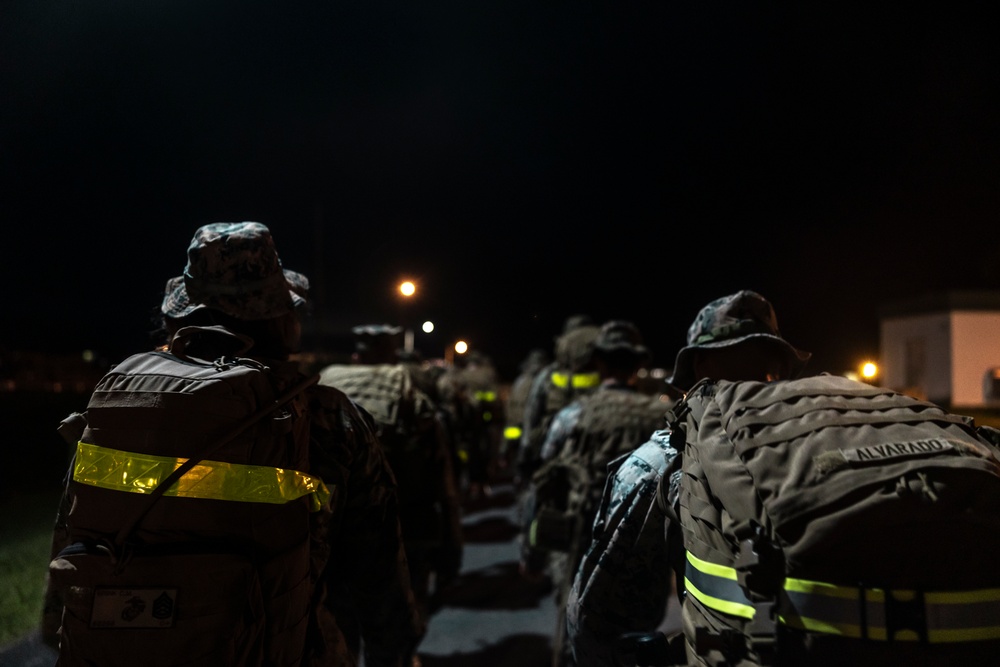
[3,3,999,379]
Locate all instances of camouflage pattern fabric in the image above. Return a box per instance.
[318,362,464,630]
[161,221,309,321]
[523,383,668,667]
[320,364,434,430]
[44,361,424,667]
[566,430,682,667]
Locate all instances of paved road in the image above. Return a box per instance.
[1,480,678,667]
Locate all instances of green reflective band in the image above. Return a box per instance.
[73,442,331,512]
[550,372,600,390]
[685,551,755,619]
[504,426,523,440]
[474,390,497,402]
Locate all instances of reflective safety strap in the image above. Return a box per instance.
[684,551,1000,643]
[474,390,497,402]
[504,426,523,440]
[550,372,600,390]
[73,442,332,511]
[782,577,1000,642]
[685,551,756,619]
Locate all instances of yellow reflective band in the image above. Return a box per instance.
[73,442,331,511]
[685,576,756,620]
[689,556,1000,643]
[474,390,497,402]
[552,372,601,390]
[783,575,1000,643]
[927,589,1000,604]
[779,613,868,639]
[685,552,755,619]
[687,551,739,581]
[929,627,1000,642]
[504,426,523,440]
[785,577,885,600]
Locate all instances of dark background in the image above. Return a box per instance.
[3,2,999,380]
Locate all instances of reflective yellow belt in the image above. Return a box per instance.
[550,371,600,390]
[73,442,331,512]
[685,551,1000,643]
[504,426,523,440]
[474,390,497,402]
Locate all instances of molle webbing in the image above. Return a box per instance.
[718,384,977,451]
[73,442,331,511]
[685,552,1000,643]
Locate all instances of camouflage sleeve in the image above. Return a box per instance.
[566,431,679,667]
[307,385,424,667]
[539,401,582,462]
[516,366,551,474]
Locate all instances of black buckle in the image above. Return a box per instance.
[884,589,928,643]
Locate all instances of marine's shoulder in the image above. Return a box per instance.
[613,430,677,484]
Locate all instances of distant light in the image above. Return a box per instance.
[399,281,416,297]
[422,321,434,333]
[82,349,95,363]
[455,341,468,354]
[861,361,878,379]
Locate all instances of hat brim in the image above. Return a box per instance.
[667,333,811,391]
[161,268,308,321]
[592,342,651,362]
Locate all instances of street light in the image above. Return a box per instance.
[397,280,417,352]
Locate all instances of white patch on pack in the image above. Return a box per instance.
[840,438,955,463]
[90,587,177,628]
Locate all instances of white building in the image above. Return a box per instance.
[879,291,1000,408]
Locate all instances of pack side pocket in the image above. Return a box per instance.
[50,543,264,667]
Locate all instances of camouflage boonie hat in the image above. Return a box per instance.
[591,320,651,362]
[669,290,810,390]
[161,222,308,321]
[555,324,601,372]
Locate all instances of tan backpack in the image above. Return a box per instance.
[49,326,323,667]
[669,374,1000,666]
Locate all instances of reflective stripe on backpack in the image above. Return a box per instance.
[73,441,331,511]
[550,371,600,390]
[685,551,1000,643]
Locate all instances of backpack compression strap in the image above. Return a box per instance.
[685,551,1000,643]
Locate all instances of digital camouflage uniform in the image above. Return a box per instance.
[565,292,811,667]
[318,355,463,631]
[565,431,681,667]
[522,321,668,667]
[516,323,601,480]
[43,222,424,667]
[502,348,550,471]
